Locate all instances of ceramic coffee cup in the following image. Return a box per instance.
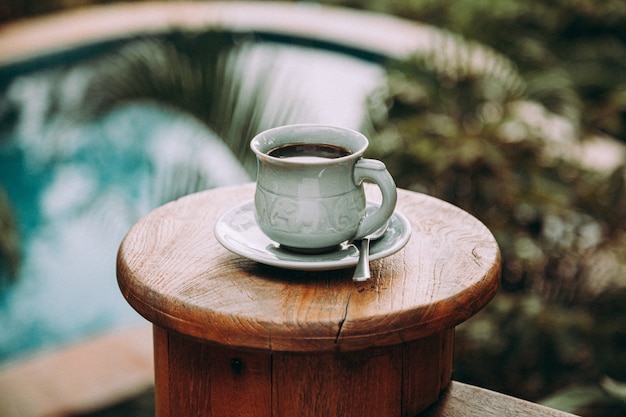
[250,124,397,253]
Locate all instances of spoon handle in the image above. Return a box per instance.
[352,238,372,282]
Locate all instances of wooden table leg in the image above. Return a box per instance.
[153,326,454,417]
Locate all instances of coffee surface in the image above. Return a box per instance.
[268,143,351,162]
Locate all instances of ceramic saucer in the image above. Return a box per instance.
[214,201,411,271]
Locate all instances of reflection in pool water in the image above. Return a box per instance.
[0,35,387,362]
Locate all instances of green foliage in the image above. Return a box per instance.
[325,0,626,141]
[455,293,596,399]
[541,383,626,417]
[348,1,626,414]
[370,62,626,299]
[455,291,626,411]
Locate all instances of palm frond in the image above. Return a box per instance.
[83,31,386,177]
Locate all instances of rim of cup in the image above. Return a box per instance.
[250,124,368,164]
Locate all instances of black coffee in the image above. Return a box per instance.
[268,143,351,162]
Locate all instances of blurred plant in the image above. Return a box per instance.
[81,31,328,174]
[84,32,260,173]
[370,63,626,302]
[454,290,626,415]
[353,1,626,414]
[324,0,626,141]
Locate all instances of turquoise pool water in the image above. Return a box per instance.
[0,100,250,362]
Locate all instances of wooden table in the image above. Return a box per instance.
[117,183,502,417]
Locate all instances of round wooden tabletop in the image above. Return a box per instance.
[117,183,500,353]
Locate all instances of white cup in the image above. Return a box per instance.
[250,124,397,253]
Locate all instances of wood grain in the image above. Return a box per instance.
[117,183,500,353]
[154,327,272,417]
[421,381,579,417]
[152,325,453,417]
[272,346,402,417]
[402,329,454,416]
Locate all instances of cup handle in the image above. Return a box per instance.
[352,158,398,240]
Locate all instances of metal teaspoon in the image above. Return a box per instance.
[352,221,389,282]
